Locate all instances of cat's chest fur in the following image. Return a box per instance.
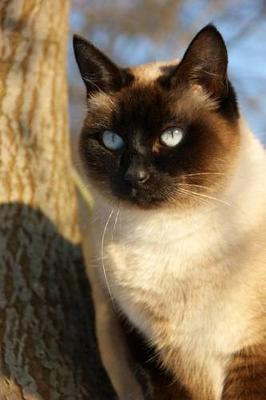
[92,202,249,354]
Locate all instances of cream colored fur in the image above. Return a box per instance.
[78,116,266,399]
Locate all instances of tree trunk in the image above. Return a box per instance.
[0,1,115,399]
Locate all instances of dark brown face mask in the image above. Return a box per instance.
[74,24,240,209]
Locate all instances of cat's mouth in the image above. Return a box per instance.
[110,180,169,208]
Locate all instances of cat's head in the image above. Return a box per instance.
[73,25,240,209]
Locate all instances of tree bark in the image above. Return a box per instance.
[0,1,115,399]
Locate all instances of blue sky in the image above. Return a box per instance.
[69,1,266,143]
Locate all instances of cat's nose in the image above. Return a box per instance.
[124,166,150,185]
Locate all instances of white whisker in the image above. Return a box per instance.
[177,188,209,206]
[182,172,225,177]
[101,207,116,309]
[112,204,120,241]
[179,183,214,191]
[178,188,232,208]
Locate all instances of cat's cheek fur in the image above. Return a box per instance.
[79,135,120,196]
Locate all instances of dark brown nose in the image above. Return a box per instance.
[124,157,150,185]
[124,168,149,185]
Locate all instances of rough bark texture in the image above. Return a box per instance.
[0,1,115,399]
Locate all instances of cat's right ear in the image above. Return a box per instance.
[166,25,229,99]
[73,35,126,95]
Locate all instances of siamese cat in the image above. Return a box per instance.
[73,25,266,400]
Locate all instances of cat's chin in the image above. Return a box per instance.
[110,186,174,210]
[114,194,162,210]
[124,197,164,210]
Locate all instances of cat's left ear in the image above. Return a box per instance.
[170,24,228,98]
[73,35,127,95]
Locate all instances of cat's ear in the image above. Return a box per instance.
[73,35,126,94]
[171,24,228,98]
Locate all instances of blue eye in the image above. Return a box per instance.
[160,128,183,147]
[102,130,124,150]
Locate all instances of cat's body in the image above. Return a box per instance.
[74,25,266,399]
[88,119,266,400]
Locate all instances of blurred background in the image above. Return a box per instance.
[69,0,266,143]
